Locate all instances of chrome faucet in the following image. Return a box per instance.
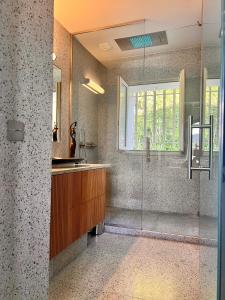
[79,129,88,163]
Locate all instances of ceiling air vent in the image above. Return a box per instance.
[115,31,168,51]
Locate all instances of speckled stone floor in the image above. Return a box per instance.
[49,233,217,300]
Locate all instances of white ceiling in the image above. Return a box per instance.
[54,0,221,67]
[76,21,202,67]
[202,0,221,47]
[55,0,202,34]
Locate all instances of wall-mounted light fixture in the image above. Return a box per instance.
[81,78,105,94]
[52,53,57,61]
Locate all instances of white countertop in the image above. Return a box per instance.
[51,164,110,176]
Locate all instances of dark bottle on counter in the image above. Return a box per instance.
[52,123,59,142]
[70,121,77,157]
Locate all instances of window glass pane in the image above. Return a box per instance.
[156,90,163,96]
[119,83,127,148]
[165,89,173,95]
[135,95,145,150]
[154,93,164,150]
[146,95,154,145]
[147,91,154,96]
[119,81,181,152]
[203,83,220,151]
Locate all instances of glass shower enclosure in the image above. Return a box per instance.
[104,2,222,299]
[74,0,224,297]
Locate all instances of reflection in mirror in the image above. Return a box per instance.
[53,65,62,142]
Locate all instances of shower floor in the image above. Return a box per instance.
[105,207,217,242]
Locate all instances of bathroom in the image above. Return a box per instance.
[1,0,225,299]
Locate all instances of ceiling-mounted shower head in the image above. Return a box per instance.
[115,31,168,51]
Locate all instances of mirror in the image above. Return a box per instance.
[53,65,62,142]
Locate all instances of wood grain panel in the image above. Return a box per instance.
[94,195,106,224]
[50,172,81,259]
[50,168,106,259]
[79,195,106,236]
[81,169,106,203]
[79,201,94,236]
[67,172,81,244]
[50,174,64,258]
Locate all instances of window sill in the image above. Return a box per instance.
[117,149,185,157]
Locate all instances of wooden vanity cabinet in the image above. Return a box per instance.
[50,172,81,258]
[50,168,106,259]
[79,169,106,236]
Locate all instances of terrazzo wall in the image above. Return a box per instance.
[72,37,107,163]
[0,0,53,298]
[52,20,71,158]
[98,48,201,215]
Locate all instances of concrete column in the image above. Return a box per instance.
[0,1,53,298]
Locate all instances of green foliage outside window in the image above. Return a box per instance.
[135,88,180,151]
[203,85,220,151]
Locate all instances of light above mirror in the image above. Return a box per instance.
[81,78,105,94]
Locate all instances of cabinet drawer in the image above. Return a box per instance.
[50,172,81,259]
[81,169,106,203]
[79,194,106,236]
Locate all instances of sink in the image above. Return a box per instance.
[73,164,91,168]
[52,163,91,169]
[52,158,84,164]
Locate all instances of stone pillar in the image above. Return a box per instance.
[0,1,53,298]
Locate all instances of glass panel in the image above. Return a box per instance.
[118,78,127,149]
[141,19,201,238]
[199,0,221,298]
[74,9,223,298]
[135,93,145,149]
[75,21,146,230]
[105,153,143,229]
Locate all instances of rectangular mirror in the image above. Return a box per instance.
[53,65,62,142]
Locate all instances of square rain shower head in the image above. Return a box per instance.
[115,31,168,51]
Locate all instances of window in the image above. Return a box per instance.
[203,79,220,151]
[118,74,185,152]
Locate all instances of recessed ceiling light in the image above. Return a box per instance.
[99,42,113,51]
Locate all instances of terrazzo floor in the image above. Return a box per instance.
[105,207,217,240]
[49,233,217,300]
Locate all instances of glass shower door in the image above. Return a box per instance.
[141,6,224,297]
[100,21,146,230]
[141,19,201,239]
[199,0,222,299]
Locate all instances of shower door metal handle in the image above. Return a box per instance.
[188,115,213,180]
